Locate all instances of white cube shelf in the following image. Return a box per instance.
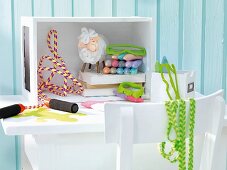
[21,17,155,104]
[151,71,195,102]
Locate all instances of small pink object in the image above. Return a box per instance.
[81,101,105,109]
[103,67,111,74]
[126,96,144,103]
[123,54,143,61]
[111,60,119,67]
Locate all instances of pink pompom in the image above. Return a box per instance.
[111,60,119,67]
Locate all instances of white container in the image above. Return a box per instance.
[20,17,155,103]
[151,71,195,102]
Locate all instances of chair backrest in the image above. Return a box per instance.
[104,90,226,170]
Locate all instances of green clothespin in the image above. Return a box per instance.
[161,56,169,73]
[155,56,169,73]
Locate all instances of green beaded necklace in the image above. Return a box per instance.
[157,63,196,170]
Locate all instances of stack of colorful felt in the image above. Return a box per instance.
[104,44,146,75]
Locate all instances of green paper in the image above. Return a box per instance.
[106,44,146,56]
[13,108,86,122]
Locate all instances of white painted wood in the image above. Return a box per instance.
[1,92,208,135]
[2,108,105,135]
[22,133,208,170]
[0,92,226,170]
[20,17,154,104]
[22,16,152,23]
[116,107,134,170]
[21,136,32,170]
[105,90,224,143]
[151,71,195,102]
[24,133,117,170]
[20,18,38,106]
[199,96,226,170]
[105,90,225,170]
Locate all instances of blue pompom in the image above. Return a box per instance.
[116,67,124,74]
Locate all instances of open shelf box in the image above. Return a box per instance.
[21,17,155,105]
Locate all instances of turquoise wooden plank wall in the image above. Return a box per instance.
[0,0,226,169]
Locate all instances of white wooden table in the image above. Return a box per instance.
[1,94,227,170]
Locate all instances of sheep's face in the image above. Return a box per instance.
[79,36,100,52]
[87,36,99,52]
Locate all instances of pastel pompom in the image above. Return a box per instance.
[124,68,130,74]
[111,60,119,67]
[104,59,112,67]
[125,61,132,68]
[110,67,117,74]
[116,67,124,74]
[132,60,142,68]
[103,67,110,74]
[130,68,138,74]
[118,61,125,68]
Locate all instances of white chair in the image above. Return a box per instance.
[105,90,226,170]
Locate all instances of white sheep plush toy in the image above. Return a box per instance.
[78,27,107,73]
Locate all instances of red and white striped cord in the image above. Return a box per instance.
[26,29,84,109]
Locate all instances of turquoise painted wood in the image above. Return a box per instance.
[13,0,33,95]
[53,0,73,17]
[94,0,112,16]
[183,0,203,91]
[33,0,52,17]
[116,0,135,16]
[204,0,224,95]
[0,0,14,95]
[159,0,179,67]
[0,0,227,169]
[74,0,91,17]
[224,0,227,99]
[13,2,33,168]
[137,0,157,59]
[0,125,16,170]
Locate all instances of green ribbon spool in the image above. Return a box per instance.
[117,82,144,98]
[106,44,146,56]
